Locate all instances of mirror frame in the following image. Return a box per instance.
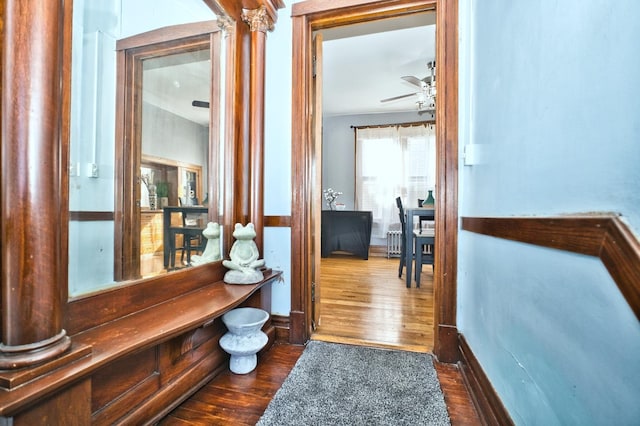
[113,22,222,282]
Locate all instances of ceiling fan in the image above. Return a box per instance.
[192,100,210,108]
[381,61,436,112]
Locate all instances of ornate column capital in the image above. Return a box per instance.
[217,14,235,37]
[241,6,275,33]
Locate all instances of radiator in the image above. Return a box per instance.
[386,230,402,258]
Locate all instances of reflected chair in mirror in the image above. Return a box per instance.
[168,200,206,269]
[396,196,435,287]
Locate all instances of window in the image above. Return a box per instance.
[355,123,436,238]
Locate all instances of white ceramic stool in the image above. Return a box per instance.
[219,307,269,374]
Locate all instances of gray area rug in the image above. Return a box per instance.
[257,341,450,425]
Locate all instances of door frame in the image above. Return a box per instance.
[290,0,459,362]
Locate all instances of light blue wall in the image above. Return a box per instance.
[458,1,640,424]
[262,228,292,316]
[264,2,294,315]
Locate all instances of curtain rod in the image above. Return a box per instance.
[350,120,435,130]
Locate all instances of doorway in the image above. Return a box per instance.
[290,0,460,362]
[314,16,437,351]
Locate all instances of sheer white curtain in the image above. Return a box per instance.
[355,124,436,238]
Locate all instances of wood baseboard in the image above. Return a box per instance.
[288,311,306,344]
[458,334,513,426]
[434,324,460,363]
[271,314,290,343]
[368,245,389,257]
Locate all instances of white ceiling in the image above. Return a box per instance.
[143,50,211,126]
[144,11,437,124]
[321,12,436,117]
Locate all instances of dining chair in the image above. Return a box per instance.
[414,228,434,287]
[396,196,434,284]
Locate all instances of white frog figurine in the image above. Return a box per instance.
[190,222,221,266]
[223,223,265,284]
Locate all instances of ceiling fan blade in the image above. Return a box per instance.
[421,75,434,84]
[401,76,424,87]
[380,93,415,103]
[192,100,210,108]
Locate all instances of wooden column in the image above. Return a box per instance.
[1,0,71,368]
[241,6,274,252]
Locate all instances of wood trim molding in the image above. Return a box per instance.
[115,20,220,51]
[458,334,514,426]
[462,215,640,320]
[288,310,306,344]
[432,0,459,362]
[290,0,458,359]
[264,215,291,227]
[435,324,460,363]
[290,10,312,345]
[69,211,115,221]
[270,314,291,342]
[291,0,434,18]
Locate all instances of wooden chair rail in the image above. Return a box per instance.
[0,272,280,417]
[68,211,115,221]
[462,214,640,320]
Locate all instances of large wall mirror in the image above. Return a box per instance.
[68,0,232,297]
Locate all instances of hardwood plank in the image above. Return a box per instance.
[313,255,434,352]
[159,343,304,426]
[435,361,482,426]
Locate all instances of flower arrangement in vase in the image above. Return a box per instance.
[323,188,343,210]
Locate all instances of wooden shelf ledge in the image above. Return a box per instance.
[0,271,280,416]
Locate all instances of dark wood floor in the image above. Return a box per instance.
[160,342,480,425]
[159,343,305,425]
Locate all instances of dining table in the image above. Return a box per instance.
[162,205,208,268]
[404,207,435,288]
